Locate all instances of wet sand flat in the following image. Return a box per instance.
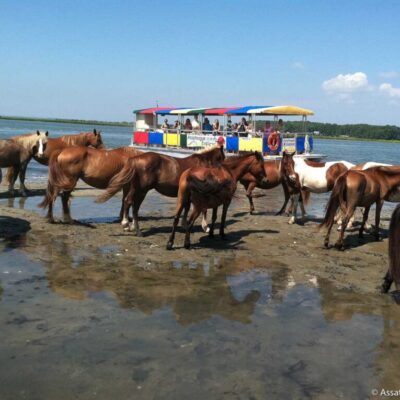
[0,183,399,400]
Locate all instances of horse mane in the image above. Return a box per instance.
[11,131,44,149]
[58,132,92,146]
[224,152,262,164]
[195,144,220,154]
[377,166,400,175]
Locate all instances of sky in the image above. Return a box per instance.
[1,0,400,125]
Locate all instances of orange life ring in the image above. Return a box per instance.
[267,132,280,151]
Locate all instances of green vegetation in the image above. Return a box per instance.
[285,121,400,141]
[0,115,132,127]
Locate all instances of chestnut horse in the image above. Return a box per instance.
[6,129,104,193]
[382,204,400,298]
[240,159,309,216]
[166,152,267,250]
[1,131,48,195]
[281,152,354,224]
[320,166,400,250]
[96,146,226,236]
[39,146,143,223]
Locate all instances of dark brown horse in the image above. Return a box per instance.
[382,204,400,300]
[320,166,400,250]
[1,131,48,195]
[39,146,143,223]
[96,146,226,236]
[240,159,309,217]
[166,152,267,250]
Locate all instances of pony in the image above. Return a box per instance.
[382,204,400,300]
[320,166,400,250]
[0,130,48,196]
[96,146,226,236]
[166,152,267,250]
[280,152,354,224]
[38,146,143,223]
[240,159,309,216]
[5,129,104,193]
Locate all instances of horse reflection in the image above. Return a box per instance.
[41,244,262,325]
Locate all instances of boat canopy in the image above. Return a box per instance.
[134,105,314,116]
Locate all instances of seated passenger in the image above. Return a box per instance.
[277,118,285,134]
[202,117,213,133]
[173,120,181,132]
[192,115,200,131]
[184,118,192,132]
[161,118,170,132]
[237,117,248,137]
[212,119,220,134]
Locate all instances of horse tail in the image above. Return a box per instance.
[389,205,400,286]
[5,166,16,184]
[187,175,230,195]
[96,159,136,203]
[320,173,347,230]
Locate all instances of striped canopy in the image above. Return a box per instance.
[134,105,314,116]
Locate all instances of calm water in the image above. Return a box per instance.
[1,119,400,398]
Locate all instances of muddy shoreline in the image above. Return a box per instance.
[0,182,390,295]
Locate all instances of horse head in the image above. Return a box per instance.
[281,151,297,184]
[249,151,268,184]
[33,130,49,158]
[87,129,105,149]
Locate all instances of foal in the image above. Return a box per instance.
[166,152,267,250]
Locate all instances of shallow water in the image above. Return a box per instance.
[0,232,399,400]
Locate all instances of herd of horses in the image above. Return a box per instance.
[1,129,400,297]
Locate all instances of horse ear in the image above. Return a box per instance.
[36,130,40,135]
[93,129,97,135]
[45,131,49,136]
[290,151,296,157]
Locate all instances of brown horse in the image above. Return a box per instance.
[166,152,267,250]
[39,146,143,223]
[5,129,104,193]
[0,131,48,195]
[382,204,400,299]
[96,146,226,236]
[240,159,309,216]
[320,166,400,250]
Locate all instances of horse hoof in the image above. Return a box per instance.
[391,290,400,304]
[208,232,215,238]
[135,231,143,237]
[166,242,173,251]
[324,241,329,249]
[288,218,295,225]
[184,242,191,249]
[334,242,345,251]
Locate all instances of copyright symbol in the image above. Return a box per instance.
[371,389,378,396]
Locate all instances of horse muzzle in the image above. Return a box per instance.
[261,177,268,184]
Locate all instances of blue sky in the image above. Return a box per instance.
[1,0,399,124]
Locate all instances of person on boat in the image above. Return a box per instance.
[192,115,200,131]
[237,117,248,137]
[226,117,232,134]
[173,120,181,132]
[212,119,220,135]
[232,123,239,137]
[216,135,225,148]
[202,117,213,134]
[184,118,192,132]
[161,119,170,132]
[277,119,285,134]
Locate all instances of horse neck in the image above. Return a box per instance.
[382,169,400,189]
[225,157,255,182]
[12,134,37,152]
[61,133,89,146]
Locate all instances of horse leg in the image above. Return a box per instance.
[276,183,290,216]
[299,193,307,221]
[358,205,371,238]
[374,200,384,241]
[335,208,355,250]
[219,201,231,238]
[8,165,20,197]
[245,182,256,214]
[120,186,130,227]
[209,207,218,238]
[288,194,299,224]
[131,192,146,237]
[381,270,393,293]
[61,191,73,223]
[184,207,201,249]
[167,202,186,251]
[18,161,29,196]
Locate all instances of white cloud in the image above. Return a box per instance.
[379,71,399,79]
[322,72,369,94]
[379,83,400,98]
[292,61,304,69]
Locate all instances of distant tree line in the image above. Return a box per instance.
[283,121,400,140]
